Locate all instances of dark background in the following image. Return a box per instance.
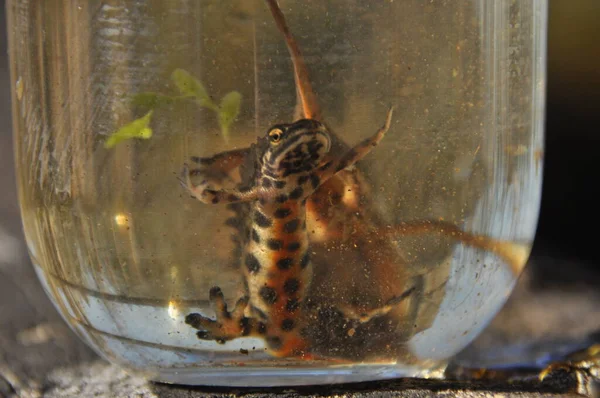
[530,1,600,287]
[0,1,598,395]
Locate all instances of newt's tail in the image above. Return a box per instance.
[265,0,322,121]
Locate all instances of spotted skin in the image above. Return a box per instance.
[183,110,400,357]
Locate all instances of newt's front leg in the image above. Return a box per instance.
[180,163,264,205]
[316,107,393,181]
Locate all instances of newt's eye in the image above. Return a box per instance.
[268,129,283,145]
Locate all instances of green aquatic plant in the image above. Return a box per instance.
[217,91,243,138]
[104,110,153,149]
[104,68,241,148]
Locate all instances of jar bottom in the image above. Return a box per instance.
[140,363,447,387]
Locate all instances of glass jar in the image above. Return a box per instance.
[8,0,546,386]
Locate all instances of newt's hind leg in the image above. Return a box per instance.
[185,287,314,359]
[185,287,257,344]
[338,286,416,324]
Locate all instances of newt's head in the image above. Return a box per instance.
[261,119,331,178]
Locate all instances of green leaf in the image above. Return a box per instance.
[131,92,175,108]
[218,91,242,140]
[104,110,154,149]
[171,69,216,109]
